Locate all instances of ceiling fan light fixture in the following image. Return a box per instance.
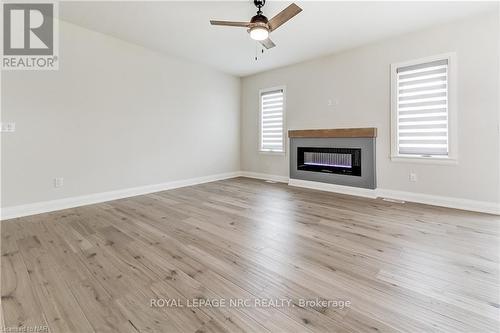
[249,26,269,41]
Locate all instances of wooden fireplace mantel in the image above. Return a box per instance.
[288,128,377,138]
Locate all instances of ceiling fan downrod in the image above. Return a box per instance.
[254,0,265,14]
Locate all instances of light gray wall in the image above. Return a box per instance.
[241,12,499,204]
[1,20,240,207]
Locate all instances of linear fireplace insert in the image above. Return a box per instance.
[297,147,361,176]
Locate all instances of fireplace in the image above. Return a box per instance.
[297,147,361,176]
[288,128,377,189]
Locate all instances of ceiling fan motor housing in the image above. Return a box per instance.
[250,14,269,26]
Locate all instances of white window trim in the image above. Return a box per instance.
[259,85,286,154]
[390,52,458,165]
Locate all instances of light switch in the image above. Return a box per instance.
[54,177,64,188]
[1,122,16,132]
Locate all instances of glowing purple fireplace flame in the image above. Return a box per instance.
[304,162,352,168]
[304,152,352,169]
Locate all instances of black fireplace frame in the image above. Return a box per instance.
[297,147,362,176]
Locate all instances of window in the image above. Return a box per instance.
[391,54,456,161]
[260,87,285,153]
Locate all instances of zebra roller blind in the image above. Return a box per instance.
[396,58,449,156]
[260,88,284,152]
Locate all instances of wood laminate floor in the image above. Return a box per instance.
[1,177,499,333]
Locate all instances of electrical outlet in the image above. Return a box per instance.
[54,177,64,188]
[1,122,16,132]
[327,99,339,107]
[409,173,417,182]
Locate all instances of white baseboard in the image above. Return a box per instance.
[289,178,499,215]
[0,171,240,221]
[288,178,378,199]
[2,171,498,220]
[239,171,289,183]
[377,189,500,215]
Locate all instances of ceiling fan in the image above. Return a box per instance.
[210,0,302,49]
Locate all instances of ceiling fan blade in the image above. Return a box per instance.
[259,38,276,49]
[210,20,251,27]
[268,3,302,31]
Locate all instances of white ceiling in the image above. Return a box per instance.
[60,1,497,77]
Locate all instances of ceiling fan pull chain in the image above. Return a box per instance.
[254,43,266,61]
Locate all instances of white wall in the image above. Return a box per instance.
[241,12,499,205]
[2,11,498,213]
[1,20,240,208]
